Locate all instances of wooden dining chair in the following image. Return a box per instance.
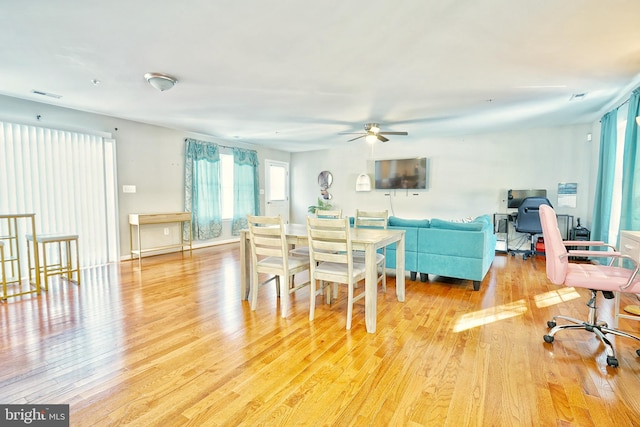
[306,216,366,330]
[289,209,342,257]
[354,209,388,291]
[246,215,311,318]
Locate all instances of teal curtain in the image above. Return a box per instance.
[231,147,259,235]
[591,110,618,244]
[619,89,640,232]
[184,138,223,240]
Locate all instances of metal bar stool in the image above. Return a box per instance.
[26,234,80,291]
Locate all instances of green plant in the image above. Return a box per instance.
[307,197,333,214]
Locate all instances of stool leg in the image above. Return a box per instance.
[1,245,6,300]
[65,240,71,282]
[74,239,80,285]
[26,238,33,288]
[42,242,48,291]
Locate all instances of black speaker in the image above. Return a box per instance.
[568,218,590,261]
[497,218,508,233]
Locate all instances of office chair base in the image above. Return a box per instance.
[544,315,640,367]
[509,248,539,260]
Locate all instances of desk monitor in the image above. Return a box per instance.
[507,189,547,209]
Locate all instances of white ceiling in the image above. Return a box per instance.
[2,0,640,152]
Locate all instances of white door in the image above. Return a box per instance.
[265,160,290,222]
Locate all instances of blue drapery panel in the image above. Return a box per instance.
[184,138,223,240]
[231,147,259,236]
[591,110,618,244]
[619,89,640,232]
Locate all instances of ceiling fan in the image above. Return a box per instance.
[342,123,408,143]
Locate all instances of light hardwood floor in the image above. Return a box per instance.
[1,244,640,426]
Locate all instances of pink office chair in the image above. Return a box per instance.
[539,204,640,367]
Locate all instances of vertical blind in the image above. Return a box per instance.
[0,121,115,271]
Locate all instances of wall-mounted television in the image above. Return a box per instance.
[507,189,547,208]
[374,158,428,190]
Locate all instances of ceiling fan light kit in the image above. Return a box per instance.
[343,122,408,143]
[368,123,380,134]
[144,72,178,91]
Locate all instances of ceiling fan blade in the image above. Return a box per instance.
[338,132,366,135]
[347,135,366,142]
[379,131,408,136]
[377,134,389,142]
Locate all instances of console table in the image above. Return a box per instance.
[129,212,192,261]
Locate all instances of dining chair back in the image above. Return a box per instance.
[354,209,388,291]
[316,209,342,219]
[290,209,342,258]
[246,215,310,318]
[306,216,366,330]
[354,210,388,229]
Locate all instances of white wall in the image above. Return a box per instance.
[0,95,290,258]
[291,124,596,227]
[0,93,602,259]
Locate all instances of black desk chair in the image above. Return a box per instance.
[511,197,553,259]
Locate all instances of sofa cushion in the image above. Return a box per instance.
[430,218,484,231]
[389,216,430,228]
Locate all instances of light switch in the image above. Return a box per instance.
[123,185,136,193]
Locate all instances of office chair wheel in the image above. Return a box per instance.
[636,349,640,357]
[606,356,619,367]
[547,320,556,328]
[543,335,554,343]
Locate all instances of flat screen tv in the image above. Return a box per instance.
[374,158,428,190]
[507,189,547,208]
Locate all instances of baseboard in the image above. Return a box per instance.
[120,237,240,261]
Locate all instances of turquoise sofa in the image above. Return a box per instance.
[385,215,496,291]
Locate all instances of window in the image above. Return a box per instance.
[268,163,286,201]
[0,122,118,270]
[184,139,258,239]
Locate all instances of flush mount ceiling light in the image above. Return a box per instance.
[144,72,177,91]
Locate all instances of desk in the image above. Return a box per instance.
[240,224,405,333]
[493,212,573,253]
[129,212,192,261]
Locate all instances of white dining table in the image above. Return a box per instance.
[239,223,405,333]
